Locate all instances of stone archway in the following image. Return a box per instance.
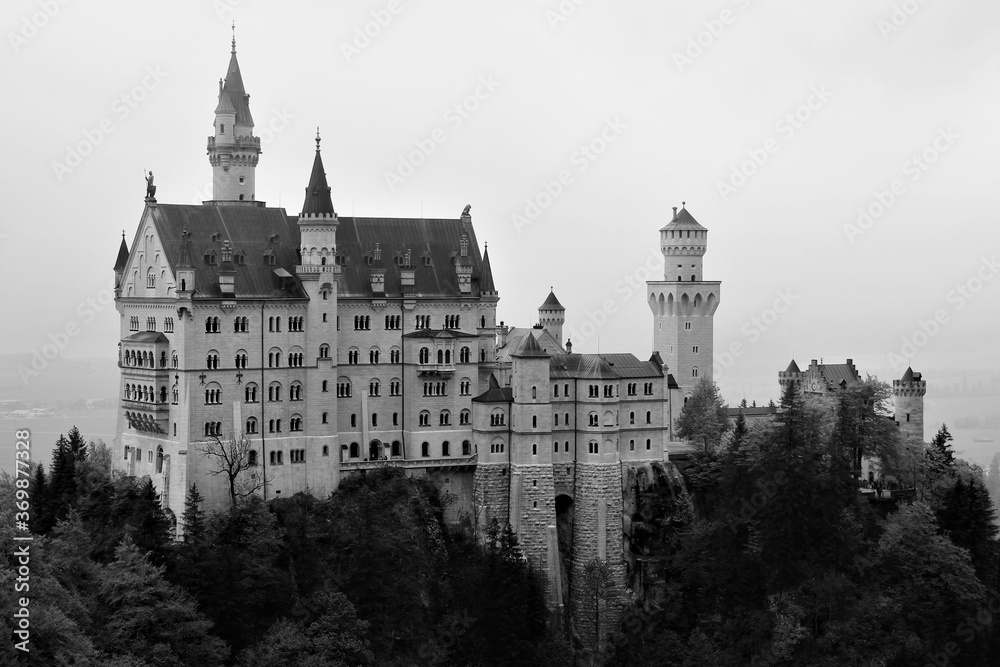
[369,439,383,461]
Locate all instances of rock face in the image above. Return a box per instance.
[621,461,690,599]
[473,458,691,649]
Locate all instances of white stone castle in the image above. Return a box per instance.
[112,38,722,628]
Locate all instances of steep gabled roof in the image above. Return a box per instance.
[334,216,488,298]
[817,362,860,387]
[147,204,304,299]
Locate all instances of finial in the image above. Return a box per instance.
[122,229,125,239]
[231,22,236,54]
[315,127,321,151]
[682,201,686,208]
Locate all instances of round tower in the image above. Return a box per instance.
[646,204,721,398]
[538,289,565,347]
[893,367,926,442]
[206,33,261,203]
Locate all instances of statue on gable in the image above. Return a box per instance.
[145,170,157,201]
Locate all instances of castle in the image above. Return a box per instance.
[112,37,720,634]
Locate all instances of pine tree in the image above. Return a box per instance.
[182,484,207,544]
[30,462,52,534]
[676,377,730,453]
[126,477,174,564]
[931,424,955,467]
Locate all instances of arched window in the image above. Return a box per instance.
[460,347,470,364]
[437,349,444,364]
[370,348,380,364]
[419,347,430,364]
[392,441,401,457]
[421,442,430,457]
[532,415,537,428]
[206,351,219,369]
[349,442,359,458]
[369,379,380,397]
[320,344,330,358]
[419,411,430,427]
[462,440,471,455]
[460,409,470,425]
[439,410,450,426]
[692,367,699,378]
[390,347,401,364]
[442,441,450,457]
[268,383,281,402]
[246,417,258,434]
[245,384,258,403]
[337,378,352,398]
[348,348,359,365]
[629,411,635,425]
[646,411,652,424]
[248,449,258,466]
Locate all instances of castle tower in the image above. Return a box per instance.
[508,334,558,565]
[113,232,130,297]
[538,290,565,347]
[646,205,721,398]
[206,33,261,203]
[295,130,341,492]
[893,367,926,442]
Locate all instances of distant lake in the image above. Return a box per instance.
[0,411,116,475]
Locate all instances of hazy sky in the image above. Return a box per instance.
[2,0,998,403]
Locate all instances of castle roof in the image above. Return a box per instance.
[403,328,478,340]
[659,205,707,233]
[334,216,489,298]
[215,42,254,126]
[548,353,662,379]
[785,359,800,373]
[817,361,860,387]
[472,374,512,403]
[900,366,923,382]
[123,331,170,344]
[480,246,496,293]
[300,137,335,216]
[146,204,304,299]
[539,290,564,311]
[725,406,778,418]
[495,327,564,365]
[512,332,550,358]
[114,234,130,271]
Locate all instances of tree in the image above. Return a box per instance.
[581,558,617,663]
[676,377,730,452]
[237,588,373,667]
[94,538,229,666]
[931,423,955,468]
[201,431,265,513]
[832,378,901,479]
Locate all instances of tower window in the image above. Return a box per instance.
[685,322,692,330]
[220,124,224,134]
[239,176,245,184]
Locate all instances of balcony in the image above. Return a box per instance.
[417,363,455,377]
[340,454,477,472]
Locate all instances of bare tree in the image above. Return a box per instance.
[200,431,265,513]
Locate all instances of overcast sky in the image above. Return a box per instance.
[2,0,998,403]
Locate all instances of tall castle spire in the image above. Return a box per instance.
[206,26,261,204]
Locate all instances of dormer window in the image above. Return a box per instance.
[336,254,347,265]
[263,250,276,266]
[422,255,432,266]
[204,251,216,265]
[235,252,246,266]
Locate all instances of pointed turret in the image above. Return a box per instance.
[206,30,261,204]
[301,130,336,217]
[538,289,565,347]
[114,232,130,295]
[785,359,800,373]
[480,244,497,296]
[297,130,339,276]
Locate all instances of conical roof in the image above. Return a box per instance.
[540,289,564,311]
[114,233,130,271]
[300,133,335,216]
[660,205,707,232]
[512,332,550,358]
[480,246,496,293]
[901,367,914,382]
[785,359,800,373]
